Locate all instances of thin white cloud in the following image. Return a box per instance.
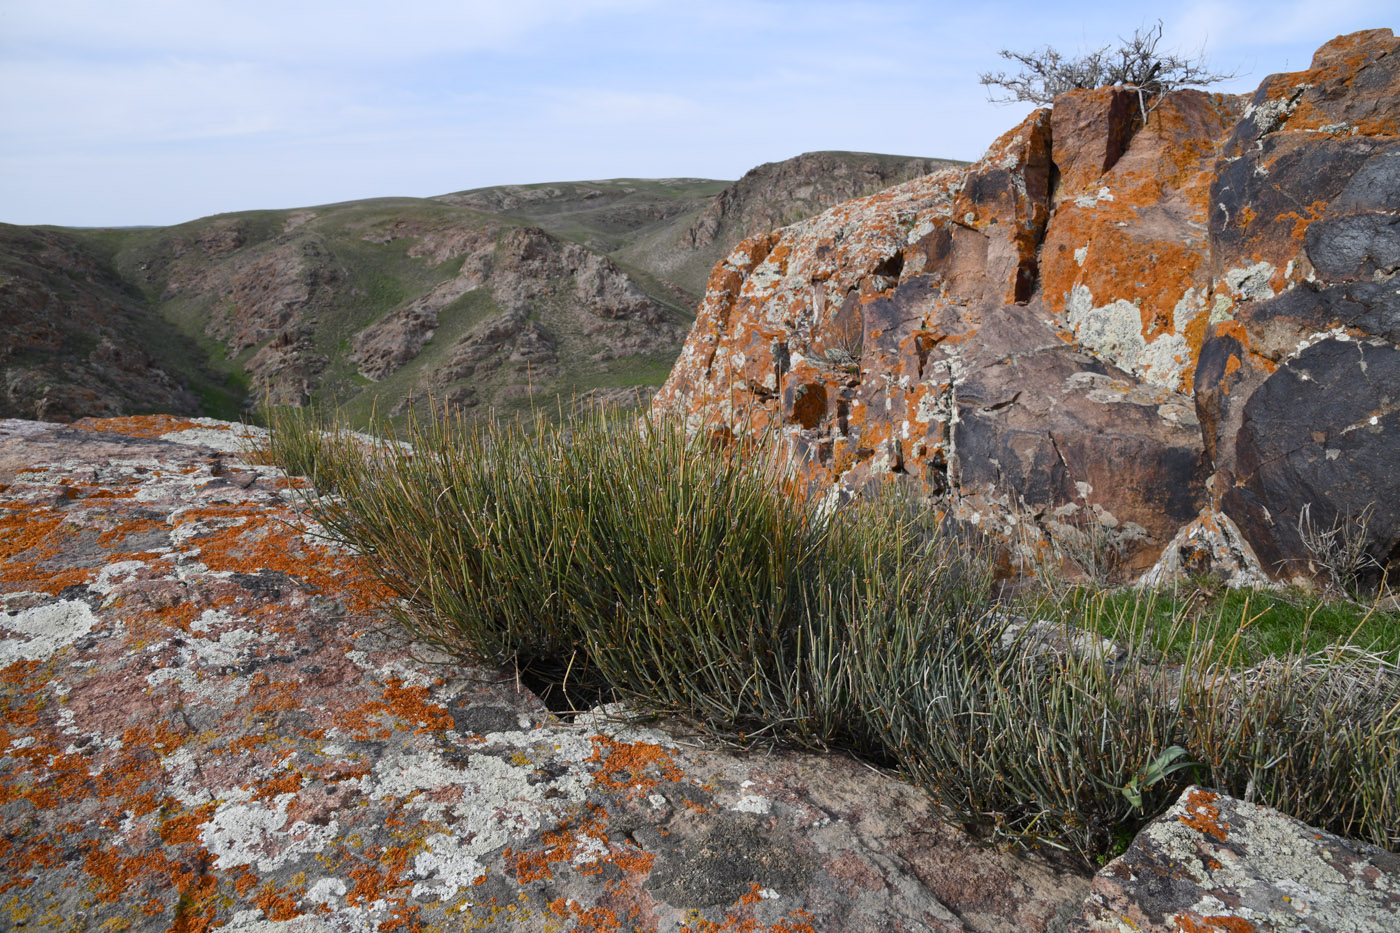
[1174,0,1394,71]
[2,0,1393,226]
[0,0,657,61]
[0,58,336,148]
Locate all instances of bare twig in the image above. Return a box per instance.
[1296,502,1382,600]
[980,21,1238,120]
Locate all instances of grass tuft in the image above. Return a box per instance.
[261,404,1400,863]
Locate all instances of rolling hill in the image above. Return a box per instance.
[0,151,962,426]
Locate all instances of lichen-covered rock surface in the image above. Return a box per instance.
[0,414,1090,931]
[1072,786,1400,932]
[654,29,1400,584]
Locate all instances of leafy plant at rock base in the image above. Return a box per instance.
[1115,746,1193,809]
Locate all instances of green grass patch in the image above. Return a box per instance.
[1060,583,1399,666]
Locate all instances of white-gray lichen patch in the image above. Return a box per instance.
[1080,785,1400,931]
[0,599,97,665]
[160,421,268,453]
[1065,285,1205,390]
[1074,186,1116,208]
[1224,260,1277,301]
[203,790,342,873]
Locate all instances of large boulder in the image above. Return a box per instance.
[1196,29,1400,581]
[654,105,1207,574]
[1073,786,1400,932]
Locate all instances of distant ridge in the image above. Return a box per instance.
[0,151,959,426]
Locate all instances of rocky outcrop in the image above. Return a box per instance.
[1195,28,1400,583]
[351,224,689,413]
[0,415,1091,931]
[655,111,1205,575]
[654,29,1400,584]
[349,226,499,381]
[658,152,965,293]
[1073,786,1400,932]
[152,222,348,358]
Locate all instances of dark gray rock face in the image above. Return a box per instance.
[1073,786,1400,932]
[1224,337,1400,577]
[1200,128,1400,578]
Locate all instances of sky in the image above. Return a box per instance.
[1,1,1394,228]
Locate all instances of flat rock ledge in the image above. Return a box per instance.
[1073,786,1400,933]
[0,415,1084,932]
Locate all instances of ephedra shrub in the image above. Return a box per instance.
[262,404,1400,862]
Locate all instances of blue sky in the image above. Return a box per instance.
[1,1,1393,227]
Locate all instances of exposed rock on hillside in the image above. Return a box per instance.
[0,415,1091,931]
[638,151,964,295]
[350,223,687,414]
[102,207,696,421]
[0,227,202,421]
[655,29,1400,584]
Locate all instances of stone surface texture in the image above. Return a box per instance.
[0,414,1089,931]
[653,29,1400,584]
[1072,786,1400,932]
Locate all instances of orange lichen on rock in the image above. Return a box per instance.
[96,516,165,548]
[70,414,216,438]
[1177,789,1229,843]
[547,897,623,933]
[346,843,413,906]
[1276,200,1329,241]
[254,883,302,921]
[1175,913,1257,933]
[379,678,454,734]
[173,503,391,614]
[507,804,613,883]
[587,735,685,797]
[0,504,68,581]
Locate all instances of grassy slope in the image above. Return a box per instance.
[53,191,711,427]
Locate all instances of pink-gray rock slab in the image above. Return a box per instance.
[1072,786,1400,932]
